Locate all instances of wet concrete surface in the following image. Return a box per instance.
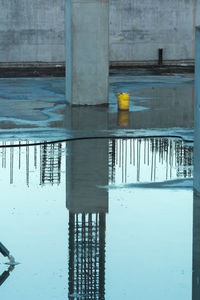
[0,71,197,299]
[0,78,66,135]
[0,73,194,141]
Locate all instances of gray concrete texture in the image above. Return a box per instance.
[66,0,109,105]
[109,86,194,130]
[0,73,194,140]
[0,0,200,64]
[66,139,108,214]
[110,0,200,64]
[0,0,65,63]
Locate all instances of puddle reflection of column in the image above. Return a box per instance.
[66,139,108,299]
[68,213,106,299]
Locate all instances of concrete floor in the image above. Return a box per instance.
[0,71,194,141]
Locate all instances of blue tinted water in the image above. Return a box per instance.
[0,138,194,299]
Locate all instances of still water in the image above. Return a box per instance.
[0,138,195,299]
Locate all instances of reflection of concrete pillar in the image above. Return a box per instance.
[66,0,109,105]
[66,139,108,213]
[66,139,108,299]
[193,27,200,300]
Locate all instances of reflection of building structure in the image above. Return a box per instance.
[68,213,106,299]
[66,139,108,299]
[0,141,63,186]
[110,138,193,184]
[40,143,62,186]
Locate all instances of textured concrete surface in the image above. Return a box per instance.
[0,0,199,64]
[66,0,109,105]
[110,0,200,64]
[0,0,65,63]
[0,72,194,141]
[66,139,108,213]
[0,78,66,139]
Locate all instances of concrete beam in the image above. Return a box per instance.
[66,0,109,105]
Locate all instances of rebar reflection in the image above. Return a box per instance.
[109,137,193,184]
[0,141,63,186]
[68,213,106,300]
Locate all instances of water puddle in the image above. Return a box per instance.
[0,137,197,299]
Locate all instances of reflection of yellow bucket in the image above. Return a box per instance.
[117,111,129,127]
[117,93,130,111]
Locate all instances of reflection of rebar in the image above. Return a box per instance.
[26,141,29,187]
[34,145,37,169]
[2,142,6,169]
[0,141,65,187]
[68,212,106,300]
[108,140,115,184]
[40,143,62,186]
[110,137,194,184]
[10,144,14,185]
[19,141,21,169]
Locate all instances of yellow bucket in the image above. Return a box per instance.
[117,93,130,111]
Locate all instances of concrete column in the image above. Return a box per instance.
[194,27,200,192]
[193,26,200,300]
[66,0,109,105]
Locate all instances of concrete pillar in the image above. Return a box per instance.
[193,26,200,300]
[194,27,200,192]
[66,0,109,105]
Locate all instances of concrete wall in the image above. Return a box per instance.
[110,0,200,64]
[0,0,65,63]
[0,0,200,64]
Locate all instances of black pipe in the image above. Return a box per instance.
[0,242,10,257]
[0,266,14,286]
[0,134,193,149]
[158,48,163,65]
[0,270,10,286]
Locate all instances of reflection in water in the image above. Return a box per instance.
[0,137,197,299]
[0,141,63,186]
[40,143,62,186]
[68,213,105,299]
[109,138,193,184]
[117,111,129,127]
[66,139,108,299]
